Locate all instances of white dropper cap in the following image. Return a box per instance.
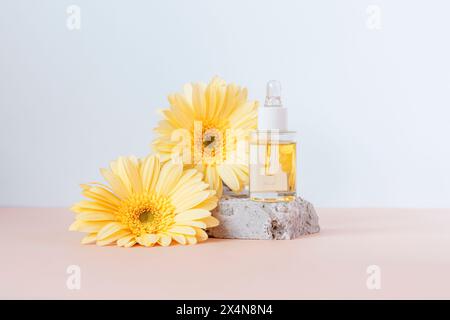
[257,80,288,131]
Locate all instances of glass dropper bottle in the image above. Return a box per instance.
[249,81,297,202]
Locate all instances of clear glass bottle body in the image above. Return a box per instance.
[249,131,297,202]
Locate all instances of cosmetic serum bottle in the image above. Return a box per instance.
[249,81,297,202]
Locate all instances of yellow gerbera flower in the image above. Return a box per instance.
[70,155,219,247]
[152,77,258,196]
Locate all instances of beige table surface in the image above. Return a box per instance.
[1,208,449,299]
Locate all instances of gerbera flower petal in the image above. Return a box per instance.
[122,157,143,194]
[158,234,172,246]
[97,230,130,247]
[183,83,193,104]
[141,155,160,192]
[170,182,209,205]
[162,109,185,129]
[116,235,134,247]
[136,234,158,247]
[124,239,137,248]
[192,82,207,119]
[168,94,194,127]
[155,162,183,195]
[81,233,97,244]
[82,186,121,209]
[168,169,201,197]
[206,165,223,196]
[69,220,107,233]
[186,236,198,245]
[76,212,116,221]
[71,200,115,214]
[217,164,240,191]
[168,226,196,236]
[97,222,126,240]
[174,209,211,222]
[100,168,129,199]
[193,195,219,211]
[227,165,249,188]
[171,234,187,245]
[175,220,207,229]
[173,191,212,213]
[228,101,257,124]
[194,227,209,242]
[200,216,220,228]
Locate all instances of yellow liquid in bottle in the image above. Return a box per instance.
[249,141,297,202]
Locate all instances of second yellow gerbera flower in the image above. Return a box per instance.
[70,155,219,247]
[152,77,258,196]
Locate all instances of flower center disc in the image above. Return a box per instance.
[139,210,154,224]
[117,193,174,236]
[193,124,228,165]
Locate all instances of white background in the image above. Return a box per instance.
[1,0,449,207]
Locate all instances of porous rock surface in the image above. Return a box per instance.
[208,196,320,240]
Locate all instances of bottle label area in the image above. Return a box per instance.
[249,142,296,194]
